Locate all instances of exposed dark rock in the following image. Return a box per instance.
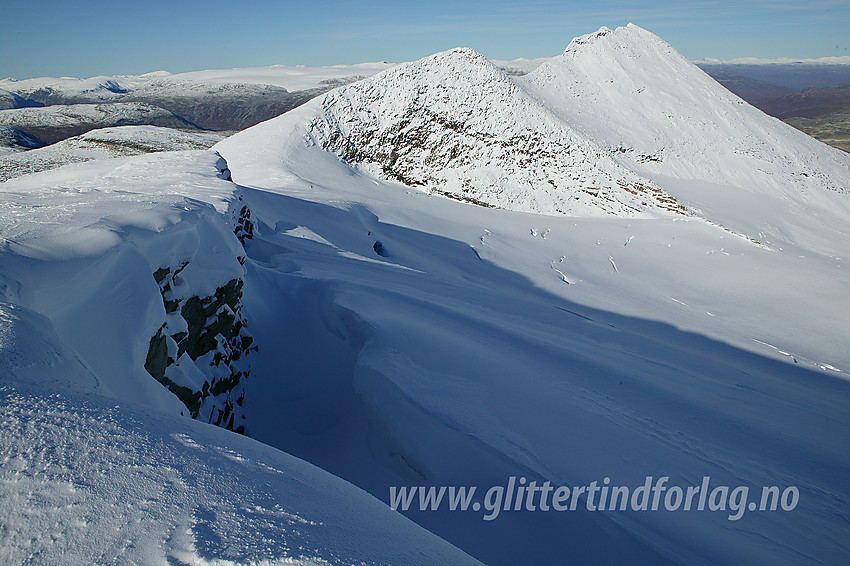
[152,267,170,284]
[144,324,169,382]
[143,255,256,434]
[140,160,260,433]
[229,193,256,244]
[373,241,388,257]
[144,324,203,414]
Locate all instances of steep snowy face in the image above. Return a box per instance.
[307,47,686,217]
[524,24,850,206]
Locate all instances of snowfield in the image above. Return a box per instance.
[0,305,482,566]
[2,23,850,566]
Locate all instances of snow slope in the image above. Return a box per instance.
[0,126,44,157]
[212,136,850,565]
[0,102,196,144]
[0,89,38,111]
[490,57,550,75]
[0,302,482,566]
[522,24,850,246]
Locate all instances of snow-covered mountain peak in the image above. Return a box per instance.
[296,46,686,216]
[563,25,613,50]
[552,23,690,80]
[423,46,490,65]
[567,23,679,57]
[346,45,522,107]
[523,23,850,235]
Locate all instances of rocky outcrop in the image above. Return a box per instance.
[229,196,255,244]
[143,162,259,435]
[144,260,256,434]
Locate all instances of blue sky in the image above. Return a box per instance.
[1,0,848,79]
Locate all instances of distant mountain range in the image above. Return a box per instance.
[1,53,848,161]
[700,67,850,153]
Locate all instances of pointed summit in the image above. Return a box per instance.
[348,46,518,99]
[302,46,685,216]
[523,24,850,220]
[425,46,489,64]
[560,23,681,64]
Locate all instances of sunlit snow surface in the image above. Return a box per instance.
[2,23,850,566]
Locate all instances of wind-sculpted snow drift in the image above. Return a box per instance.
[2,23,850,566]
[0,151,254,427]
[0,150,482,563]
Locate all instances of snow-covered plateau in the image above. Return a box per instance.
[2,23,849,566]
